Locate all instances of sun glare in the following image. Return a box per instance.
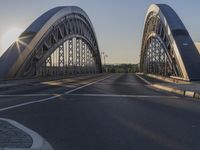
[1,27,23,51]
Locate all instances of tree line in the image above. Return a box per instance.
[103,64,139,73]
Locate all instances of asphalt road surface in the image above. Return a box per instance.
[0,73,200,150]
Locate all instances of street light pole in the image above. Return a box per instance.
[101,52,104,62]
[104,54,108,66]
[100,52,108,72]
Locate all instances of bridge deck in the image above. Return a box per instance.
[1,74,200,150]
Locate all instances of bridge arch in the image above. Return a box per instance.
[0,6,102,79]
[140,4,200,81]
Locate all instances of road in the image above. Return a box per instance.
[0,73,200,150]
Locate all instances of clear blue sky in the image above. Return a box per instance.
[0,0,200,64]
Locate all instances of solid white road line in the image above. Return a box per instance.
[0,74,113,112]
[135,74,152,85]
[0,94,54,97]
[64,74,113,94]
[0,95,61,112]
[67,93,179,99]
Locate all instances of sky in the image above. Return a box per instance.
[0,0,200,64]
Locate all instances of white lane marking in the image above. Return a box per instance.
[64,74,113,94]
[0,95,61,112]
[136,74,152,85]
[0,94,54,97]
[94,82,142,86]
[67,93,179,99]
[0,118,54,150]
[0,74,113,112]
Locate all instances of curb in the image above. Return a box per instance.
[136,74,200,100]
[0,118,54,150]
[146,74,189,84]
[151,84,200,99]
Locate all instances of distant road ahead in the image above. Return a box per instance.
[0,74,200,150]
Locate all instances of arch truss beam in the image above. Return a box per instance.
[140,4,200,81]
[0,6,102,80]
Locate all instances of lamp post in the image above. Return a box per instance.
[104,54,108,66]
[101,52,104,63]
[104,54,108,73]
[100,52,108,72]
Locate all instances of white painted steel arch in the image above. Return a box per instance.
[140,4,200,81]
[0,6,102,79]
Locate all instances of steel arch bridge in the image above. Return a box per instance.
[140,4,200,81]
[0,6,102,80]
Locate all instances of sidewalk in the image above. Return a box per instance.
[137,74,200,99]
[0,118,53,150]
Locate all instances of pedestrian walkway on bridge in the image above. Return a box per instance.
[137,74,200,99]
